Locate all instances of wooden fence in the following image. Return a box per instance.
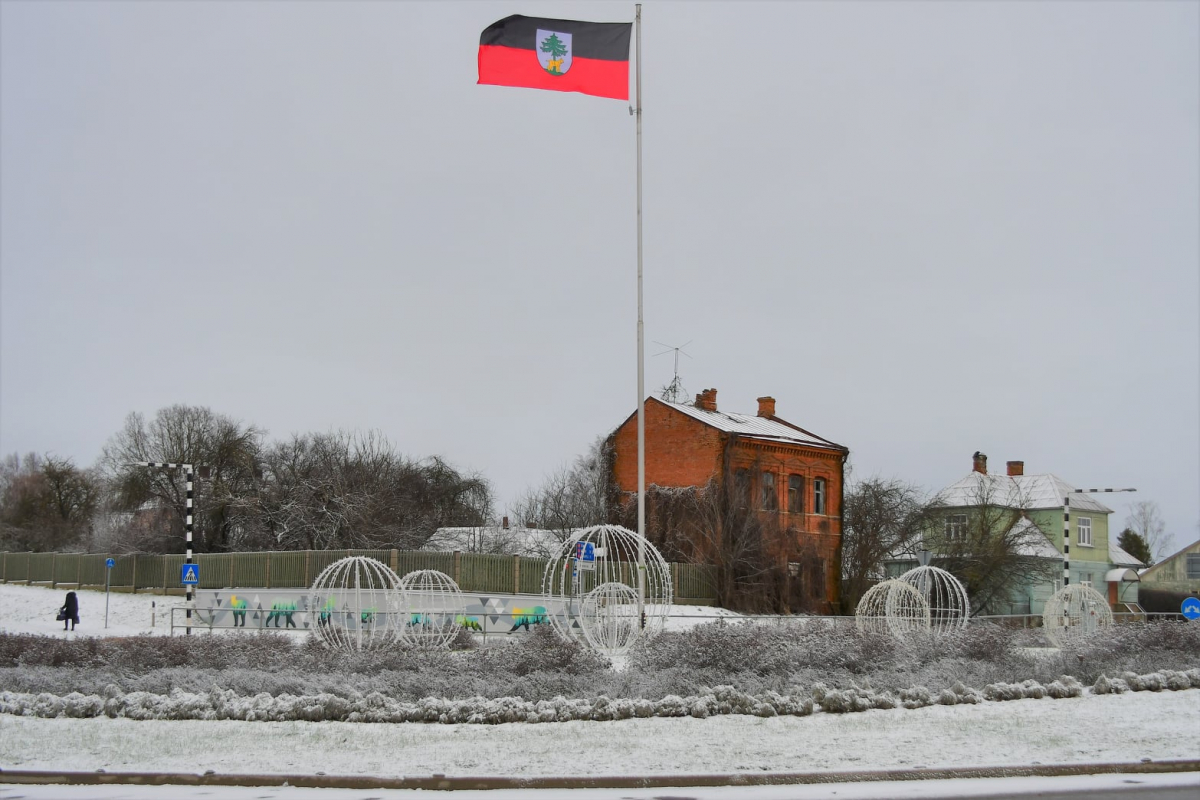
[0,550,718,604]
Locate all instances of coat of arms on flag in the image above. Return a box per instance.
[536,30,572,75]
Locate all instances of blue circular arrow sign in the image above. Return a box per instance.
[105,558,115,569]
[1182,597,1200,621]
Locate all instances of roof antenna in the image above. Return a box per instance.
[653,340,692,403]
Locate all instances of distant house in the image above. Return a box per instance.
[425,519,566,558]
[890,453,1143,615]
[1137,539,1200,613]
[607,388,849,612]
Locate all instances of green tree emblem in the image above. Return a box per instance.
[540,33,568,75]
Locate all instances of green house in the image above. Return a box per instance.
[890,453,1143,615]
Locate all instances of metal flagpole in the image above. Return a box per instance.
[634,3,646,629]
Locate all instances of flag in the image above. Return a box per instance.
[478,15,633,101]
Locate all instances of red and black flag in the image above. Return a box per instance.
[478,15,633,101]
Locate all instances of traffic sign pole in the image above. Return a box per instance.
[104,557,114,629]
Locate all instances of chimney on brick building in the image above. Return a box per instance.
[1007,461,1024,477]
[757,396,776,418]
[502,515,509,529]
[972,451,988,475]
[694,388,718,412]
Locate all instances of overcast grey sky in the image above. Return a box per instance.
[2,1,1197,548]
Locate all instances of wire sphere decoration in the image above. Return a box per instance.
[542,524,672,650]
[855,579,932,640]
[578,581,643,658]
[309,556,405,652]
[896,565,970,633]
[398,569,467,649]
[1042,584,1113,647]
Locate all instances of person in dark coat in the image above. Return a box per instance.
[60,591,79,631]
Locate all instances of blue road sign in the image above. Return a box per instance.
[575,541,595,562]
[180,563,200,585]
[1182,597,1200,621]
[105,558,115,569]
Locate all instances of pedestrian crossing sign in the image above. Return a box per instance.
[181,564,200,585]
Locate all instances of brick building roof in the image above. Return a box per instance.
[657,399,846,452]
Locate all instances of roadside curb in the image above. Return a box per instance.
[2,759,1199,791]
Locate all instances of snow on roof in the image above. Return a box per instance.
[660,400,845,450]
[1009,517,1062,559]
[932,472,1114,513]
[1108,541,1146,569]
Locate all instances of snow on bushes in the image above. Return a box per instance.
[2,669,1192,724]
[0,618,1196,724]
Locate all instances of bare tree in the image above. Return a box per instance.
[0,453,99,552]
[509,437,610,555]
[97,405,264,553]
[229,431,493,552]
[1124,500,1172,564]
[927,479,1060,615]
[840,476,929,613]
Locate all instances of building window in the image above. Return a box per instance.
[1080,573,1093,589]
[788,475,804,514]
[761,472,777,511]
[734,469,750,507]
[813,478,826,515]
[1186,554,1200,579]
[945,514,967,541]
[1077,517,1093,547]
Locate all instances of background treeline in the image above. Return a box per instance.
[0,405,492,555]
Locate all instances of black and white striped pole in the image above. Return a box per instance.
[137,462,207,635]
[1062,487,1135,587]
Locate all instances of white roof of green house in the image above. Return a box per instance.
[932,472,1115,514]
[1109,541,1146,569]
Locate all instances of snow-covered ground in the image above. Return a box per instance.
[0,582,739,638]
[1,581,1198,788]
[0,583,192,637]
[2,689,1198,777]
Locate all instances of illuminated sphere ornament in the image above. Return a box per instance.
[1042,584,1113,647]
[578,582,642,658]
[542,524,672,653]
[398,569,467,649]
[897,566,970,633]
[309,556,404,652]
[855,579,931,640]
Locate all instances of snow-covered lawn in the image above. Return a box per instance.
[0,582,737,638]
[1,689,1198,777]
[0,582,192,637]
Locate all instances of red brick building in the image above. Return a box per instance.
[608,388,849,611]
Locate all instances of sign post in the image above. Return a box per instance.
[104,557,115,629]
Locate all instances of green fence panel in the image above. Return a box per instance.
[27,553,54,583]
[519,557,549,594]
[78,555,107,587]
[268,551,309,587]
[458,553,511,594]
[675,563,718,599]
[5,552,29,582]
[132,555,161,591]
[231,552,269,588]
[395,551,454,579]
[306,550,353,585]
